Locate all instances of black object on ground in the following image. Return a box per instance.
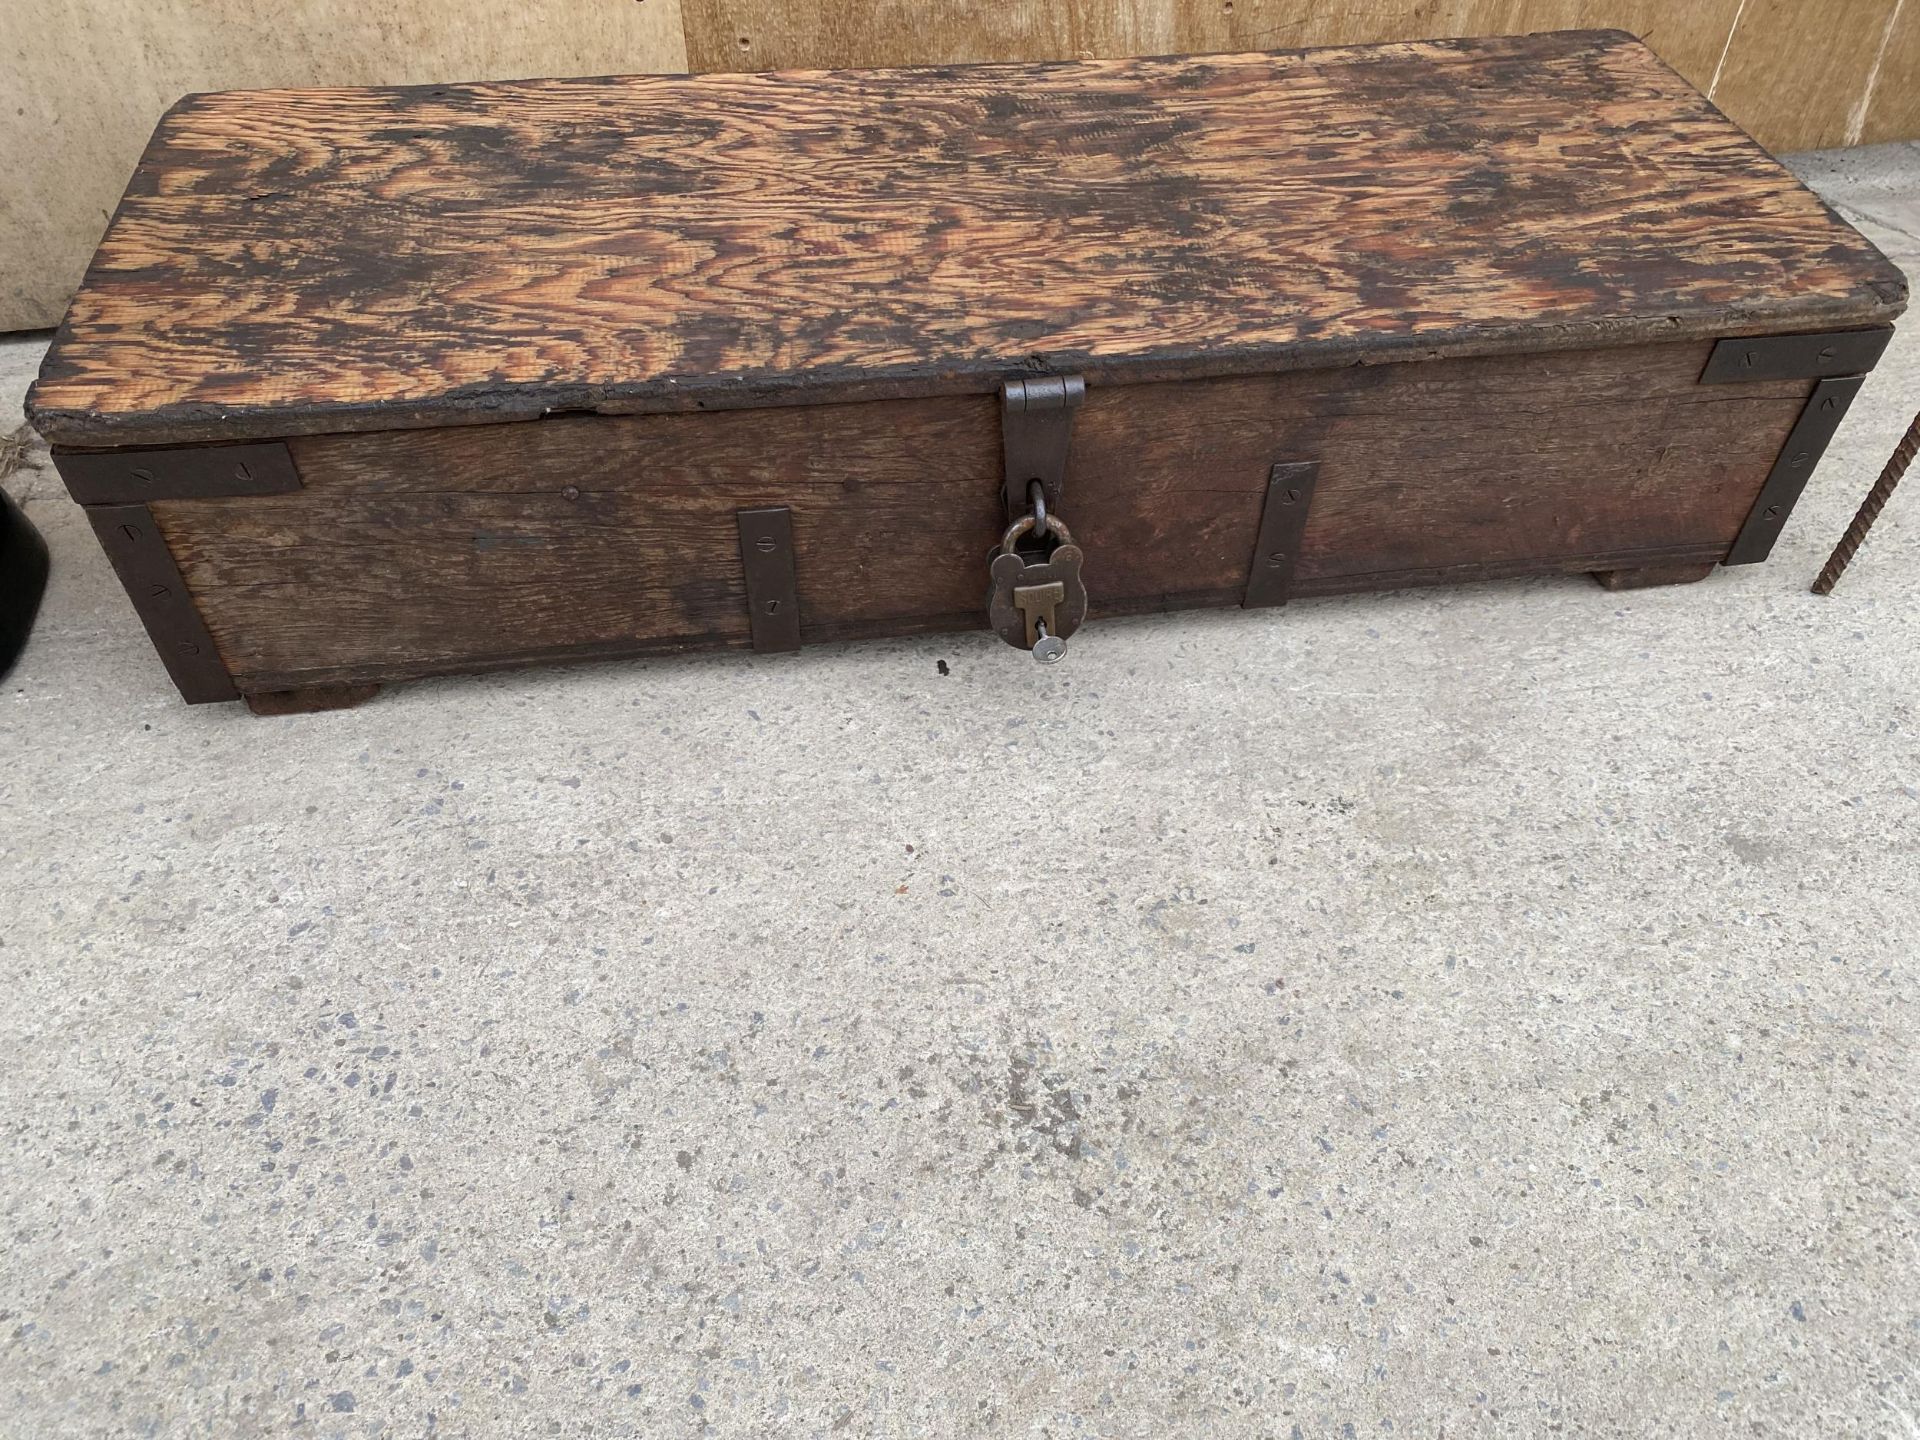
[0,486,50,678]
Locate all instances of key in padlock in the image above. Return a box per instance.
[987,515,1088,662]
[1013,581,1069,664]
[1013,579,1064,640]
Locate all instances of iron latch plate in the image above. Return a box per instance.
[1001,375,1084,522]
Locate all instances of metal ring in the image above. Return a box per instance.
[999,514,1072,554]
[1028,479,1050,538]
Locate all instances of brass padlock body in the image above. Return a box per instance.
[987,518,1088,649]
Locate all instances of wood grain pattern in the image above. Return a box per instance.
[686,1,1736,95]
[150,340,1810,692]
[13,0,1920,334]
[681,0,1890,153]
[1182,0,1740,88]
[29,31,1904,449]
[0,0,688,332]
[1857,0,1920,148]
[1708,0,1904,153]
[684,0,1176,70]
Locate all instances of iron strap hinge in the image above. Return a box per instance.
[1001,375,1084,522]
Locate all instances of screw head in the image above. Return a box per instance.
[754,536,777,553]
[562,485,581,501]
[763,599,781,615]
[1267,551,1287,566]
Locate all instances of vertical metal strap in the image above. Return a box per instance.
[87,503,237,702]
[1243,461,1321,607]
[1725,376,1865,565]
[736,507,801,653]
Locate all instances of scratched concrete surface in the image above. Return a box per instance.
[1,147,1917,1439]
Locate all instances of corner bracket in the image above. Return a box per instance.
[1725,376,1865,565]
[1701,328,1892,385]
[54,441,302,505]
[87,503,237,703]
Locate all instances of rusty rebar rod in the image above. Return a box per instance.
[1812,408,1920,595]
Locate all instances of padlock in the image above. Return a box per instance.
[987,514,1089,663]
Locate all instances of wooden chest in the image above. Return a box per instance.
[26,30,1906,712]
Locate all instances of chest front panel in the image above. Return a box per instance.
[142,340,1810,692]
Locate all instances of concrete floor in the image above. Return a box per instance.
[2,146,1918,1439]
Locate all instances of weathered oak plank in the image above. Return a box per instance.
[29,31,1903,448]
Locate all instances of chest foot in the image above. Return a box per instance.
[243,683,382,716]
[1592,563,1717,592]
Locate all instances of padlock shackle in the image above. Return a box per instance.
[999,514,1074,554]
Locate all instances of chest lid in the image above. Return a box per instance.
[29,29,1906,449]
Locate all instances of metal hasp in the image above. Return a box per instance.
[87,503,237,703]
[53,441,302,505]
[1244,461,1321,607]
[1700,327,1893,384]
[1001,375,1084,522]
[1726,376,1865,565]
[736,507,802,653]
